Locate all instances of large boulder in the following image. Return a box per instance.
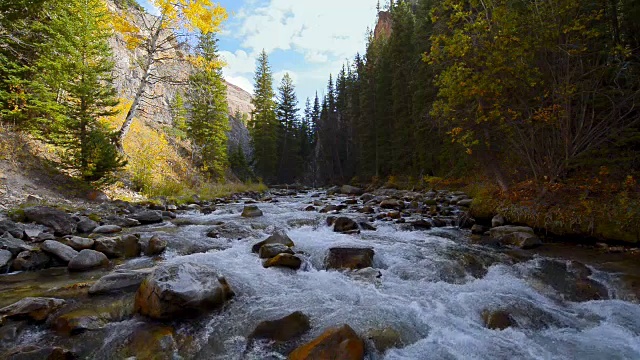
[241,205,263,218]
[288,324,365,360]
[41,240,78,263]
[0,219,24,239]
[129,211,163,225]
[259,243,294,259]
[134,263,234,320]
[263,254,302,270]
[333,217,359,234]
[0,297,65,322]
[0,232,29,256]
[0,249,12,272]
[23,206,75,236]
[89,269,154,295]
[11,250,51,271]
[249,311,311,342]
[94,235,141,258]
[325,248,375,270]
[251,230,294,253]
[76,218,98,233]
[67,249,109,271]
[489,225,535,239]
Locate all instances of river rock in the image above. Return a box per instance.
[103,215,141,228]
[325,248,375,270]
[249,311,311,342]
[491,214,506,228]
[94,235,140,258]
[251,230,294,253]
[333,217,359,233]
[0,219,24,239]
[0,249,12,272]
[288,324,365,360]
[130,210,164,225]
[263,253,302,270]
[92,225,122,234]
[145,235,167,256]
[76,218,98,233]
[61,236,94,251]
[241,205,263,218]
[489,225,534,239]
[68,249,109,271]
[41,240,78,263]
[11,250,51,271]
[500,232,542,249]
[366,327,403,353]
[1,232,29,256]
[380,199,403,210]
[259,243,294,259]
[411,219,432,230]
[471,224,488,235]
[89,269,153,295]
[134,262,235,320]
[358,222,377,231]
[53,310,104,335]
[457,199,473,207]
[122,325,177,360]
[341,185,364,195]
[0,297,65,322]
[481,310,514,330]
[23,206,75,236]
[532,259,608,302]
[4,346,76,360]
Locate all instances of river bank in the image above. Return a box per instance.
[1,187,639,359]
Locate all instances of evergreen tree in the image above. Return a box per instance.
[275,73,300,183]
[185,33,230,180]
[33,0,125,183]
[249,50,278,182]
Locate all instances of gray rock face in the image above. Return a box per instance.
[325,248,375,270]
[11,250,51,271]
[76,218,99,233]
[92,225,122,234]
[0,297,66,322]
[241,205,263,218]
[0,219,24,239]
[41,240,79,263]
[145,235,167,256]
[68,250,109,271]
[259,243,294,259]
[23,206,75,236]
[1,232,29,256]
[134,262,234,320]
[0,249,12,272]
[61,236,94,251]
[88,269,153,295]
[251,230,294,253]
[130,211,163,224]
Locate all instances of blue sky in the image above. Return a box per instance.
[137,0,379,106]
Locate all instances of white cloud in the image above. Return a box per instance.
[224,74,254,95]
[220,50,257,75]
[233,1,377,63]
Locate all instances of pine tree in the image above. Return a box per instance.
[249,50,278,182]
[185,33,230,180]
[275,73,300,183]
[33,0,125,183]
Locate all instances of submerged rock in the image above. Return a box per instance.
[251,230,294,253]
[134,262,234,320]
[481,310,514,330]
[241,205,263,218]
[4,346,76,360]
[249,311,311,342]
[532,259,608,302]
[23,206,75,236]
[121,325,177,360]
[263,253,302,270]
[333,217,359,234]
[68,249,109,271]
[288,324,365,360]
[325,248,375,270]
[53,310,105,335]
[145,235,167,256]
[40,240,78,263]
[366,327,403,353]
[0,297,65,322]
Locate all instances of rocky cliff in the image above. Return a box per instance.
[106,0,253,154]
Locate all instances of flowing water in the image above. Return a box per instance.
[1,190,640,359]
